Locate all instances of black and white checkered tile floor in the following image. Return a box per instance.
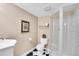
[26,48,49,56]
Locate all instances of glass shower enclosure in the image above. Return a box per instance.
[51,3,79,56]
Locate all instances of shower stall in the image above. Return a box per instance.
[51,3,79,56]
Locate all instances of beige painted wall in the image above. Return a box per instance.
[38,16,52,48]
[0,3,52,56]
[0,3,38,55]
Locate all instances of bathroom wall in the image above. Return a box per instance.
[0,3,38,55]
[38,16,52,48]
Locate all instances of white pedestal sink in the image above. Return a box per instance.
[0,39,17,56]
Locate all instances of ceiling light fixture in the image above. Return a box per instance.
[44,5,52,12]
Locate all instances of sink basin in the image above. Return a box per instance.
[0,39,17,56]
[0,39,17,50]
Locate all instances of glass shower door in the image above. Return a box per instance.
[51,12,60,55]
[62,11,77,56]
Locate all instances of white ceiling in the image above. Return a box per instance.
[15,3,74,17]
